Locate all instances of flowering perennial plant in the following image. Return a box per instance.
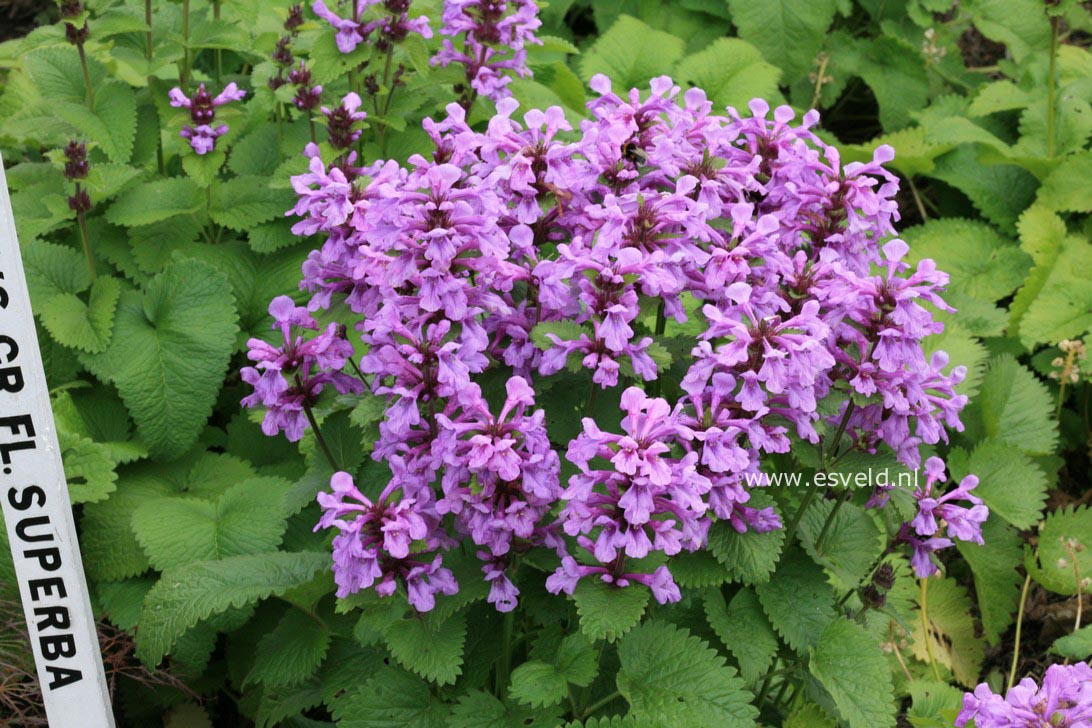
[956,663,1092,728]
[242,72,986,615]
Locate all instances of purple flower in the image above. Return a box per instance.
[316,471,457,610]
[900,457,987,577]
[956,662,1092,728]
[168,82,246,155]
[241,296,363,441]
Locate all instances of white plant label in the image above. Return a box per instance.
[0,152,115,727]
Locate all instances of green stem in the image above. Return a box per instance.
[580,690,621,719]
[920,577,942,682]
[1046,15,1059,158]
[755,656,779,705]
[145,0,163,173]
[813,488,851,552]
[496,608,515,699]
[181,0,191,86]
[377,46,395,156]
[782,487,819,545]
[214,0,223,84]
[1008,571,1033,690]
[77,41,95,109]
[297,374,339,470]
[75,186,97,282]
[585,379,600,418]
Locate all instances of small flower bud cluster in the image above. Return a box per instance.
[311,0,432,54]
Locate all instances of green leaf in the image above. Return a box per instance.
[669,549,730,588]
[23,46,105,103]
[1030,506,1092,595]
[572,578,649,642]
[80,473,169,581]
[906,680,965,728]
[809,619,896,728]
[1010,204,1068,335]
[182,149,226,188]
[967,0,1052,63]
[136,551,328,664]
[703,587,778,686]
[579,15,685,91]
[674,39,781,112]
[955,519,1024,645]
[383,610,467,685]
[248,219,299,254]
[798,500,884,590]
[80,259,239,459]
[967,81,1033,116]
[755,548,834,652]
[725,0,837,80]
[929,147,1038,229]
[530,320,586,350]
[131,477,290,570]
[230,124,284,178]
[1018,236,1092,348]
[1037,151,1092,213]
[707,516,785,585]
[245,608,331,688]
[972,355,1058,456]
[60,433,118,504]
[902,218,1031,302]
[616,620,757,727]
[911,576,985,687]
[948,439,1047,529]
[106,178,203,227]
[332,666,450,727]
[211,176,293,231]
[850,36,930,131]
[510,632,597,708]
[38,275,120,354]
[1050,625,1092,660]
[21,240,91,305]
[450,691,563,728]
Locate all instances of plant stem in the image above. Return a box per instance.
[782,486,819,545]
[77,41,95,109]
[145,0,164,174]
[585,379,599,418]
[75,185,97,281]
[296,374,339,470]
[377,46,396,156]
[920,577,942,682]
[755,656,779,705]
[1008,571,1033,690]
[813,488,850,552]
[214,0,223,84]
[309,117,317,145]
[181,0,191,86]
[580,690,621,719]
[496,609,515,699]
[1046,15,1059,158]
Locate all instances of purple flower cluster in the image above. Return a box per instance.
[262,74,976,612]
[168,82,246,155]
[312,0,431,54]
[242,296,364,441]
[957,662,1092,728]
[432,0,542,104]
[898,456,987,577]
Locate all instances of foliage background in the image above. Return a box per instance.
[0,0,1090,725]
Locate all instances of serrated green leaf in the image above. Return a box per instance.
[579,15,685,91]
[106,177,203,227]
[248,219,298,254]
[906,680,965,728]
[799,500,884,590]
[60,433,118,504]
[1037,151,1092,213]
[674,38,781,112]
[80,259,239,459]
[810,619,896,728]
[1031,506,1092,595]
[131,477,289,570]
[245,608,331,688]
[136,551,328,664]
[182,149,226,188]
[332,666,450,727]
[755,548,834,652]
[972,355,1058,456]
[1018,237,1092,348]
[707,516,785,585]
[955,519,1024,645]
[929,147,1038,229]
[902,218,1031,302]
[703,587,777,686]
[211,176,293,231]
[38,275,120,354]
[616,620,757,727]
[451,690,563,728]
[510,632,597,708]
[669,549,729,588]
[948,439,1047,529]
[911,576,985,687]
[21,239,91,305]
[725,0,837,80]
[383,610,467,685]
[1051,625,1092,660]
[572,578,649,642]
[967,80,1033,116]
[530,319,587,349]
